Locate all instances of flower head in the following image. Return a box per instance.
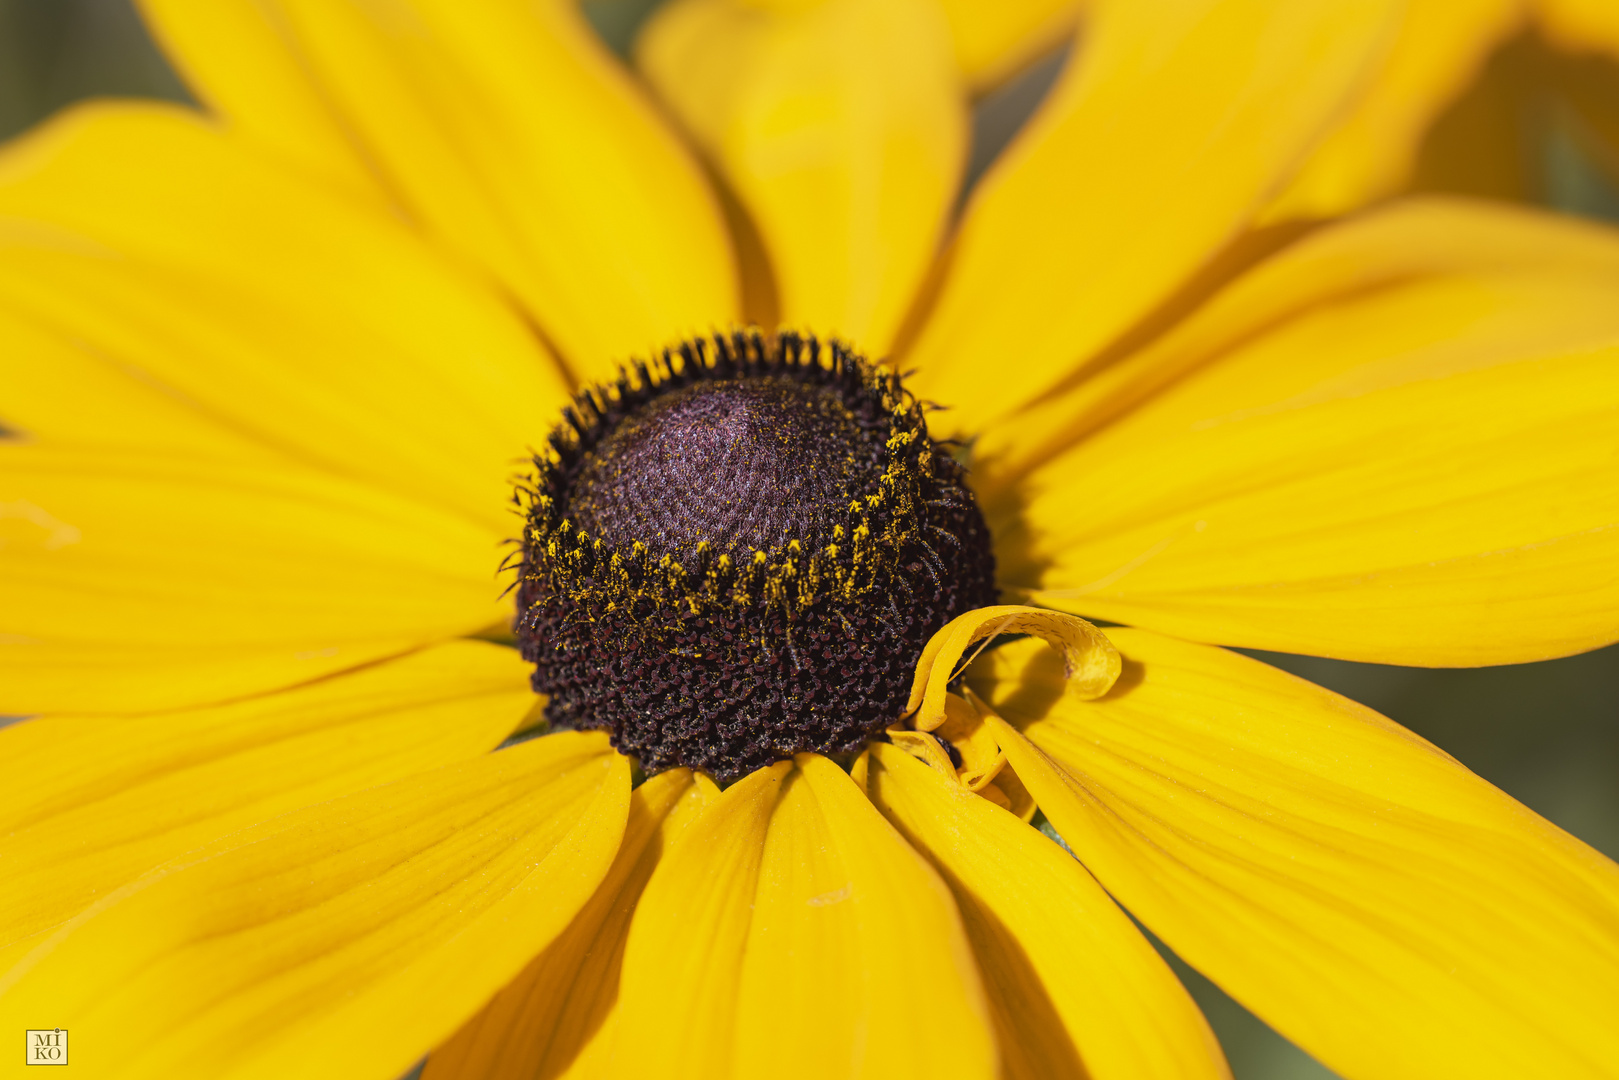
[2,1,1619,1079]
[515,330,997,779]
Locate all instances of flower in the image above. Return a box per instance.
[2,1,1619,1079]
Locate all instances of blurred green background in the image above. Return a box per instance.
[2,3,1614,1079]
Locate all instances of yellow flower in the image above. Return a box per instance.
[1270,0,1619,217]
[2,1,1618,1079]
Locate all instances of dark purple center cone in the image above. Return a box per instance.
[514,331,996,782]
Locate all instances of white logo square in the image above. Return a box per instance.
[25,1030,67,1066]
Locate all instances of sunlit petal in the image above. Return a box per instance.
[906,0,1400,434]
[0,444,510,713]
[0,309,269,463]
[0,103,568,532]
[638,0,966,355]
[1265,0,1525,220]
[997,199,1619,665]
[138,0,739,378]
[904,605,1119,731]
[0,731,630,1080]
[0,642,534,974]
[866,742,1230,1080]
[424,769,716,1080]
[977,630,1619,1080]
[612,755,995,1079]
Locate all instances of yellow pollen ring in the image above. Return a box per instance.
[904,605,1121,732]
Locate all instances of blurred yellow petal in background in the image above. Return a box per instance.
[1275,0,1619,217]
[638,0,966,354]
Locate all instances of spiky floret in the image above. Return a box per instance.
[513,328,996,782]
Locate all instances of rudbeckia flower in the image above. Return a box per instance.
[3,1,1619,1079]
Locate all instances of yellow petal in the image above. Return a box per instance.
[866,742,1230,1080]
[139,0,739,378]
[985,757,1036,822]
[1001,199,1619,665]
[1539,0,1619,55]
[0,731,630,1080]
[904,605,1119,731]
[1264,0,1526,220]
[905,0,1401,434]
[973,197,1619,486]
[977,629,1619,1080]
[934,0,1085,93]
[886,725,963,781]
[613,754,996,1079]
[424,768,717,1080]
[849,747,872,793]
[0,641,534,974]
[134,0,384,195]
[0,310,270,463]
[0,444,510,714]
[931,692,1005,792]
[637,0,966,355]
[0,102,567,533]
[611,761,786,1077]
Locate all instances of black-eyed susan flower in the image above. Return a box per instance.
[2,1,1619,1079]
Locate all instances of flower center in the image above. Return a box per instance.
[569,376,866,555]
[514,330,996,782]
